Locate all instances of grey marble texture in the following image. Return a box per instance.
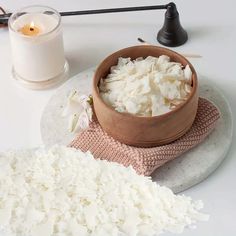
[40,68,233,193]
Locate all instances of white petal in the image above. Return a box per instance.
[68,114,79,133]
[77,112,90,130]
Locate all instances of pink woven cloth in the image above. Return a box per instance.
[70,98,220,176]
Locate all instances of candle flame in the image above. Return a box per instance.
[30,22,35,31]
[18,21,40,36]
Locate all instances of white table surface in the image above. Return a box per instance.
[0,0,235,235]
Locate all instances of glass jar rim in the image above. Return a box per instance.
[9,5,61,38]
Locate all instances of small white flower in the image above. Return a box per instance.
[62,90,93,133]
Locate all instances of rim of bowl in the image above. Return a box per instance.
[93,45,198,120]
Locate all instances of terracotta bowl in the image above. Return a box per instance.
[92,45,199,147]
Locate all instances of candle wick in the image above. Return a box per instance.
[30,27,34,31]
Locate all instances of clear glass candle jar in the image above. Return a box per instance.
[9,5,69,89]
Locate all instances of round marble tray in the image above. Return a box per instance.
[40,68,233,193]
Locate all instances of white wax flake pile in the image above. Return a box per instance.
[0,146,208,236]
[62,91,93,133]
[99,56,193,116]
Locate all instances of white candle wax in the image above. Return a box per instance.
[9,8,67,83]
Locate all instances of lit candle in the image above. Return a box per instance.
[8,6,68,89]
[19,22,41,36]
